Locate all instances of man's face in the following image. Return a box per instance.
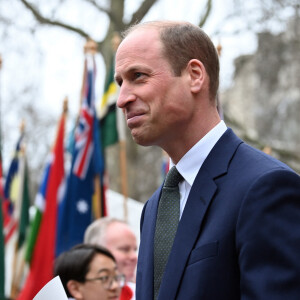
[115,27,196,149]
[76,253,121,300]
[104,222,138,282]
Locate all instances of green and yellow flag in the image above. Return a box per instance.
[99,57,119,148]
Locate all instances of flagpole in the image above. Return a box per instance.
[10,224,18,299]
[111,33,129,222]
[10,121,26,299]
[119,139,128,221]
[0,54,3,164]
[13,226,25,299]
[84,39,102,219]
[117,108,128,222]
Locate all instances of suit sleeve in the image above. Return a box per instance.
[236,169,300,299]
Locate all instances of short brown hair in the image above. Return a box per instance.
[122,21,220,100]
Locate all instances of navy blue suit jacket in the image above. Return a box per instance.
[136,129,300,300]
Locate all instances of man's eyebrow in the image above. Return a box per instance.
[130,65,152,73]
[96,267,117,275]
[117,65,151,76]
[115,65,152,82]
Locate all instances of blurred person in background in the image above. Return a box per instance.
[54,244,124,300]
[84,217,137,300]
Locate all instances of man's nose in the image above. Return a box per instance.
[109,277,120,291]
[117,84,136,108]
[129,249,138,261]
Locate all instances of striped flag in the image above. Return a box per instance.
[98,53,128,219]
[73,93,95,179]
[56,55,105,256]
[7,132,31,299]
[23,159,51,264]
[3,133,24,244]
[98,56,120,147]
[17,111,66,300]
[15,157,30,251]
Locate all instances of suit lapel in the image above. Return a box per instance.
[158,168,217,299]
[158,129,243,299]
[137,187,161,300]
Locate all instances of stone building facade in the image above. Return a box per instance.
[221,17,300,173]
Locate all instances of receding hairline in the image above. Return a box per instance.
[122,20,197,39]
[84,217,129,246]
[120,20,220,101]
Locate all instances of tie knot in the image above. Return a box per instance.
[164,166,183,187]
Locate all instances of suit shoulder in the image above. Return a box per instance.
[236,142,297,175]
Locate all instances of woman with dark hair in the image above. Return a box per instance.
[54,244,125,300]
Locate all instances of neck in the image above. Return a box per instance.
[164,108,221,164]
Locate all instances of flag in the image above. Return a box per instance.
[0,194,4,300]
[56,55,104,256]
[98,55,127,213]
[17,112,66,300]
[99,56,120,147]
[24,157,51,264]
[15,157,30,251]
[0,134,5,300]
[7,131,31,299]
[2,133,24,244]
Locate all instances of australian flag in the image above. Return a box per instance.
[56,55,104,256]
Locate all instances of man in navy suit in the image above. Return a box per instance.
[114,20,300,299]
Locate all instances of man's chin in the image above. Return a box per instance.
[132,131,154,147]
[122,269,136,282]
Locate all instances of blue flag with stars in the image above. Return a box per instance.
[56,55,104,256]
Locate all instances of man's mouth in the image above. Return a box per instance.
[126,111,145,128]
[126,111,144,120]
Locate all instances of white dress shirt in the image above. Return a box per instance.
[169,120,227,218]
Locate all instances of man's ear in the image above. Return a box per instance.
[187,59,205,93]
[67,280,83,300]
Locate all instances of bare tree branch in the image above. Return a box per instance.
[0,15,14,26]
[84,0,110,14]
[85,0,126,35]
[198,0,212,28]
[85,0,117,23]
[129,0,158,26]
[20,0,91,39]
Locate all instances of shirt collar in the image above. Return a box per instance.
[170,120,227,186]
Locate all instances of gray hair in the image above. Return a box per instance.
[84,216,127,246]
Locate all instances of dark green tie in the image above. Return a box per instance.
[154,166,183,299]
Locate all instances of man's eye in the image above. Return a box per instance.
[99,276,109,283]
[134,72,143,79]
[118,246,131,253]
[116,78,122,86]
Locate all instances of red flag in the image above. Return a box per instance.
[17,113,65,299]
